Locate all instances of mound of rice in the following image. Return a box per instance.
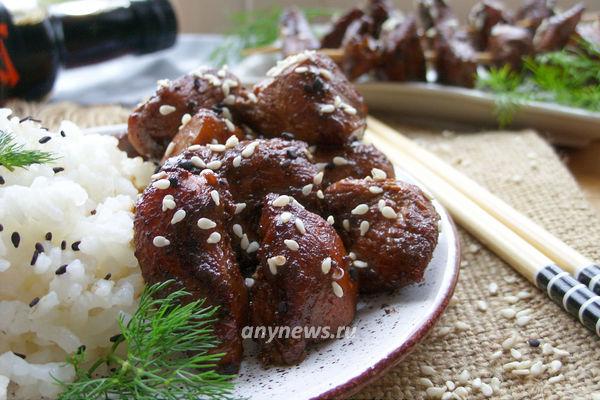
[0,109,154,399]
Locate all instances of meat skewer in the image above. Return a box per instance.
[280,7,320,57]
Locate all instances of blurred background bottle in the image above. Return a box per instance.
[0,0,177,102]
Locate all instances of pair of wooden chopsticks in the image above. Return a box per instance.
[365,117,600,336]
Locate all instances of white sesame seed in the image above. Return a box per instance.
[272,195,290,207]
[472,378,481,388]
[295,66,308,73]
[334,96,343,107]
[371,168,387,181]
[455,321,471,331]
[517,290,532,299]
[445,381,455,391]
[425,387,445,399]
[153,179,171,190]
[511,369,530,376]
[342,104,357,115]
[225,135,239,148]
[197,218,217,229]
[319,68,333,80]
[209,144,226,152]
[530,361,545,376]
[221,107,232,120]
[152,236,170,247]
[553,347,570,357]
[321,257,332,274]
[457,370,470,384]
[181,113,192,125]
[332,281,344,297]
[247,241,259,253]
[162,195,176,211]
[151,171,167,180]
[542,342,554,355]
[333,156,349,166]
[369,186,384,194]
[480,382,493,396]
[500,308,516,319]
[359,220,370,236]
[319,104,336,114]
[510,348,522,359]
[548,374,564,383]
[170,209,186,225]
[295,219,306,235]
[491,350,503,359]
[164,141,176,158]
[504,295,519,303]
[437,326,452,336]
[210,190,220,205]
[235,203,246,214]
[284,239,299,251]
[223,94,236,105]
[241,141,259,158]
[207,232,221,244]
[267,255,286,274]
[516,316,531,326]
[313,171,324,185]
[381,206,397,219]
[488,282,499,295]
[317,190,324,199]
[549,360,562,373]
[421,365,436,376]
[348,252,356,260]
[502,333,518,349]
[207,160,222,170]
[191,156,206,168]
[224,119,236,132]
[159,104,176,115]
[301,184,313,196]
[188,144,201,151]
[232,224,243,238]
[240,234,249,250]
[232,155,242,167]
[418,378,434,387]
[327,215,334,225]
[342,219,350,231]
[244,278,255,288]
[157,79,170,88]
[351,204,369,215]
[477,300,488,311]
[454,387,468,397]
[354,260,368,268]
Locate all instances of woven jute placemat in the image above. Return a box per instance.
[6,100,600,399]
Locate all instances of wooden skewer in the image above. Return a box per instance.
[364,126,600,336]
[366,116,600,296]
[241,45,494,65]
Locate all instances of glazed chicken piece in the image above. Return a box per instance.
[320,7,365,49]
[280,7,320,57]
[233,51,367,146]
[375,15,427,82]
[339,17,380,80]
[161,108,244,162]
[366,0,398,38]
[417,0,457,32]
[433,30,479,88]
[312,141,395,188]
[250,193,358,365]
[515,0,555,31]
[468,0,511,50]
[488,24,534,70]
[324,177,439,293]
[128,67,244,159]
[533,3,585,53]
[133,167,247,373]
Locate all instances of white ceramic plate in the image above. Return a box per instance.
[232,54,600,147]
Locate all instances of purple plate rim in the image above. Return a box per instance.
[314,214,461,400]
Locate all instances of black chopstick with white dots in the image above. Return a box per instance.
[576,264,600,295]
[537,264,600,336]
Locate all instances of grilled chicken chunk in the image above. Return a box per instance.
[128,67,244,159]
[533,3,585,52]
[434,30,479,88]
[234,51,367,146]
[133,168,247,372]
[320,7,365,49]
[469,0,512,50]
[312,141,395,188]
[515,0,555,31]
[280,7,320,57]
[324,178,439,293]
[250,193,358,365]
[489,24,534,70]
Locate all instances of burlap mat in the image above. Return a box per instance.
[6,101,600,399]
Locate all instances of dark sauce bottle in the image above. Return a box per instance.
[0,0,177,101]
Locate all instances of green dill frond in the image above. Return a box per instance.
[210,7,335,66]
[56,281,235,400]
[0,131,57,171]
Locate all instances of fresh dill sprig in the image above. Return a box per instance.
[0,131,56,171]
[210,7,335,66]
[56,281,235,400]
[477,42,600,126]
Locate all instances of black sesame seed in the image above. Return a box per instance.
[0,176,4,185]
[38,136,52,144]
[29,297,40,307]
[45,232,52,241]
[71,241,81,251]
[55,264,68,275]
[104,273,112,280]
[14,352,26,359]
[325,162,335,170]
[528,338,540,347]
[35,242,44,253]
[187,100,198,110]
[19,116,41,123]
[10,232,20,248]
[110,333,123,343]
[286,149,298,159]
[193,77,201,89]
[30,250,39,266]
[90,209,97,215]
[168,177,178,187]
[178,160,194,171]
[52,167,64,174]
[60,130,66,137]
[61,240,67,250]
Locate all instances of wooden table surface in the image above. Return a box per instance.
[566,141,600,213]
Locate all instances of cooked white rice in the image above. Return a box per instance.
[0,109,154,399]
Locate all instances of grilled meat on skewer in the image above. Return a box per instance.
[281,7,320,57]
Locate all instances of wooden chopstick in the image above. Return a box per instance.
[367,116,600,296]
[364,125,600,336]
